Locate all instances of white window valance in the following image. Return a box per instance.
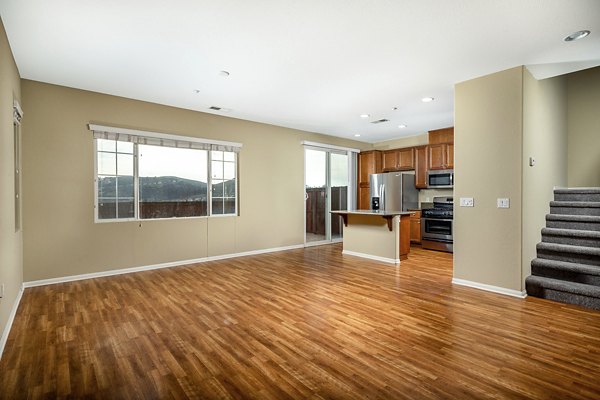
[13,100,24,125]
[88,124,242,153]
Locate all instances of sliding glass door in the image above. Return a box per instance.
[304,148,350,245]
[330,152,348,240]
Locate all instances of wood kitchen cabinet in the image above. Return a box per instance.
[429,127,454,144]
[410,210,422,244]
[414,145,428,189]
[382,150,397,172]
[357,150,382,209]
[428,143,453,170]
[446,143,454,169]
[358,151,382,184]
[382,148,415,172]
[358,186,371,210]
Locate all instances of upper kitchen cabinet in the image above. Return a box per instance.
[427,127,454,170]
[428,143,453,170]
[382,148,415,172]
[414,145,428,189]
[446,143,454,169]
[428,127,454,144]
[358,150,382,184]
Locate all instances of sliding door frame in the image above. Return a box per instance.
[303,142,358,247]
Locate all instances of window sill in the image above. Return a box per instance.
[94,214,238,224]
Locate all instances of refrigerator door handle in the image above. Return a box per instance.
[380,184,385,210]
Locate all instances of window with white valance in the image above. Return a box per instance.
[88,124,242,222]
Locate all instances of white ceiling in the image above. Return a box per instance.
[2,0,600,143]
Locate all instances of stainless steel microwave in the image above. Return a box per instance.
[427,169,453,189]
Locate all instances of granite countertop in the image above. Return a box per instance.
[330,210,413,216]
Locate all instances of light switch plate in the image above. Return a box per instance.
[497,198,510,208]
[460,197,474,207]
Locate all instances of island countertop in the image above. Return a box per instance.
[330,210,412,216]
[331,210,413,232]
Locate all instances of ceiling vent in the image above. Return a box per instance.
[371,119,389,124]
[209,106,222,111]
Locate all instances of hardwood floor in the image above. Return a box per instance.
[1,245,600,399]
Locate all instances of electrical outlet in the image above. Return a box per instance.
[460,197,474,207]
[497,198,510,208]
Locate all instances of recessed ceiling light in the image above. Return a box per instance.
[564,30,590,42]
[421,97,434,102]
[360,114,370,118]
[398,124,407,129]
[354,134,361,137]
[219,70,230,77]
[193,89,200,93]
[392,107,398,111]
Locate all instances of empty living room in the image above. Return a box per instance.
[1,1,600,399]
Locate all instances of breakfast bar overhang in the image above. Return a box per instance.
[331,210,412,264]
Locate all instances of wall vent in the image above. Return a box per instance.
[371,119,389,124]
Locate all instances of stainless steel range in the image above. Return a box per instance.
[421,196,453,253]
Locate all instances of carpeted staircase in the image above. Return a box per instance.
[526,188,600,310]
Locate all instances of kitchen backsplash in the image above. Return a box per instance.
[418,188,453,207]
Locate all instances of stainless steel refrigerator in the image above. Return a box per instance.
[369,172,418,211]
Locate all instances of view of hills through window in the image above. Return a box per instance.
[97,176,235,218]
[96,139,236,220]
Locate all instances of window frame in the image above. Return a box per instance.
[208,150,238,217]
[94,139,238,223]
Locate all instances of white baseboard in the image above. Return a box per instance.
[452,278,527,298]
[304,238,343,248]
[0,284,24,360]
[342,250,399,264]
[24,244,304,288]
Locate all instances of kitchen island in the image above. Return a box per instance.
[330,210,412,264]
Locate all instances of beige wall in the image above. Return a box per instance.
[567,66,600,187]
[522,69,568,287]
[0,18,22,347]
[454,67,523,291]
[21,80,363,282]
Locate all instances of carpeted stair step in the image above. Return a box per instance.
[536,242,600,266]
[526,275,600,310]
[554,188,600,202]
[546,214,600,232]
[550,201,600,216]
[531,258,600,286]
[541,227,600,248]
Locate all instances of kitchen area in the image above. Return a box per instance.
[355,127,455,257]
